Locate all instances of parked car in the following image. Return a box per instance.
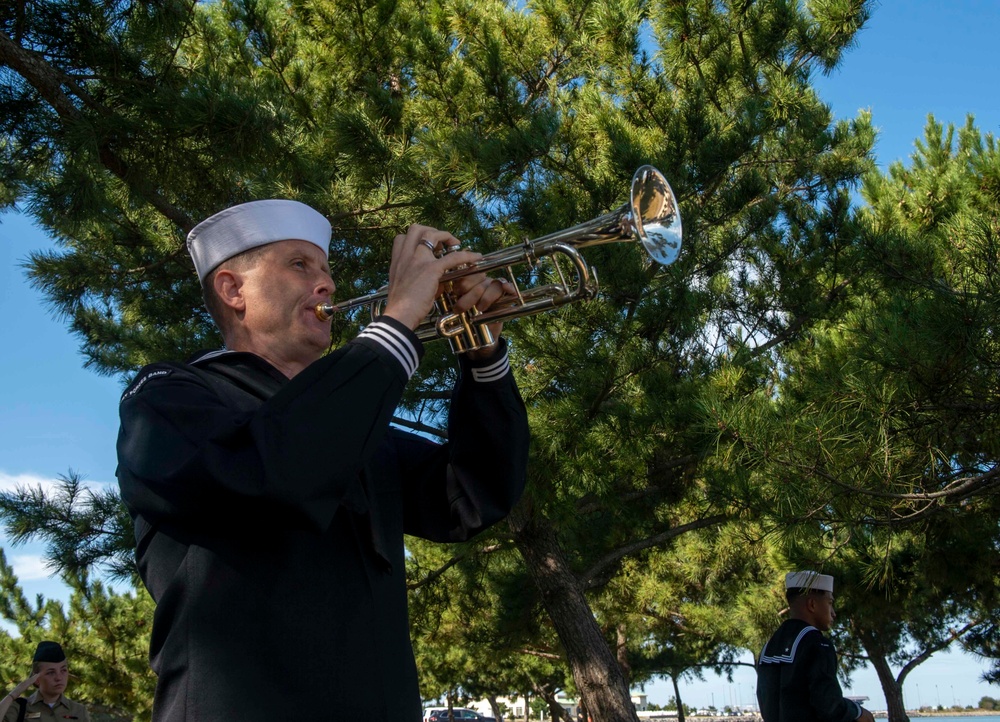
[425,708,496,722]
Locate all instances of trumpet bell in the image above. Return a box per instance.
[631,165,683,267]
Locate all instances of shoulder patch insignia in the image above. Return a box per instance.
[121,368,173,402]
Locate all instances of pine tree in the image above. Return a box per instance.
[707,116,1000,721]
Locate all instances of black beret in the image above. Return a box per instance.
[33,641,66,664]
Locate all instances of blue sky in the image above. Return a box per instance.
[1,0,999,712]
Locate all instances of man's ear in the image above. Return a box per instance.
[213,268,245,312]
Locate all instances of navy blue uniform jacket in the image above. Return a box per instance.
[757,619,862,722]
[116,319,529,721]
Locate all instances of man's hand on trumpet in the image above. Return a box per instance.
[383,224,479,331]
[383,223,514,359]
[447,273,515,361]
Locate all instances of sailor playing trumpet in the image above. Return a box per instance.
[116,201,531,722]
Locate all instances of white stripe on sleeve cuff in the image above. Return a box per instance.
[358,321,420,377]
[470,351,510,383]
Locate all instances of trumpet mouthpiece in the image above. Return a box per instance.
[315,303,337,321]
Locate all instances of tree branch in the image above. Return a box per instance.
[580,514,730,589]
[896,621,981,685]
[749,278,852,358]
[518,647,564,662]
[406,543,502,590]
[0,29,195,231]
[390,415,447,439]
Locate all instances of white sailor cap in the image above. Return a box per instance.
[186,199,331,280]
[785,570,834,593]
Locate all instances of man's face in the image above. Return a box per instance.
[35,661,69,698]
[812,591,837,631]
[236,239,335,362]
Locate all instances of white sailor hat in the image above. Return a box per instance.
[785,570,834,593]
[186,199,332,280]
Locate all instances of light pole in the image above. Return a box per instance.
[936,684,941,708]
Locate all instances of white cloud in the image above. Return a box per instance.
[0,470,111,495]
[0,471,63,495]
[9,553,54,581]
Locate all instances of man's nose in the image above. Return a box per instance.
[316,273,335,298]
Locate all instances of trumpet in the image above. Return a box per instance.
[316,165,682,354]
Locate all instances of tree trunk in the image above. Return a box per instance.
[853,626,910,722]
[510,505,638,722]
[671,673,686,722]
[868,652,909,722]
[487,695,502,722]
[616,623,631,689]
[539,687,566,721]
